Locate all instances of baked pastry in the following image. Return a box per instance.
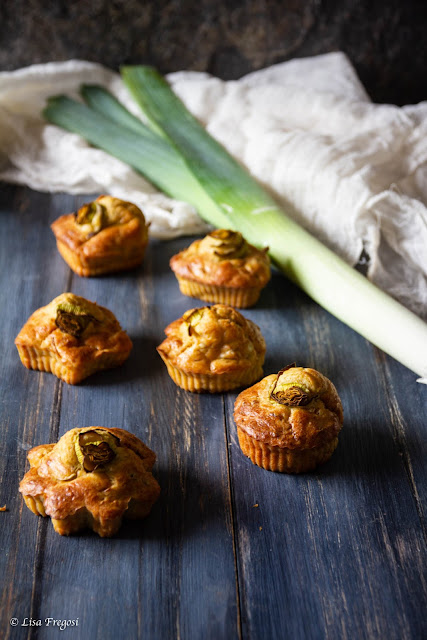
[157,304,266,392]
[19,427,160,537]
[15,292,132,384]
[51,195,149,276]
[170,229,271,308]
[234,364,343,473]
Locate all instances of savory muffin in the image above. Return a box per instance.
[170,229,271,308]
[234,364,343,473]
[51,195,149,276]
[157,304,266,392]
[19,427,160,537]
[15,292,132,384]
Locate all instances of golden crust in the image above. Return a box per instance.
[236,428,338,474]
[15,293,132,384]
[234,367,343,472]
[157,304,266,392]
[170,230,270,307]
[51,195,149,277]
[19,427,160,537]
[175,278,262,309]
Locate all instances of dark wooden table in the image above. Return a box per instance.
[1,184,426,640]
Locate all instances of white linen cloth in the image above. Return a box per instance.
[0,53,426,319]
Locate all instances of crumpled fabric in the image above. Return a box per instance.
[0,53,426,319]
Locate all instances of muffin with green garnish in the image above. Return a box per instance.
[51,195,149,277]
[234,364,343,473]
[19,426,160,537]
[15,293,132,384]
[170,229,270,308]
[157,304,266,392]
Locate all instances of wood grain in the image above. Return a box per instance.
[0,185,426,640]
[225,278,427,640]
[0,187,72,640]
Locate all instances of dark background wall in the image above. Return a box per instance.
[1,0,426,105]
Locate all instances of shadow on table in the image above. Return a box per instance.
[114,466,232,541]
[80,333,163,387]
[315,419,412,480]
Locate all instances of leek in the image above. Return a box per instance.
[43,71,427,380]
[119,66,427,381]
[81,84,156,137]
[43,95,230,228]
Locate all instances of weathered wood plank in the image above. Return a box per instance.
[29,230,239,639]
[226,270,427,640]
[376,351,427,540]
[0,186,74,639]
[2,185,426,640]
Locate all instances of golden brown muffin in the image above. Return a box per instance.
[51,195,149,276]
[19,427,160,537]
[15,293,132,384]
[234,364,343,473]
[170,229,270,308]
[157,304,266,392]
